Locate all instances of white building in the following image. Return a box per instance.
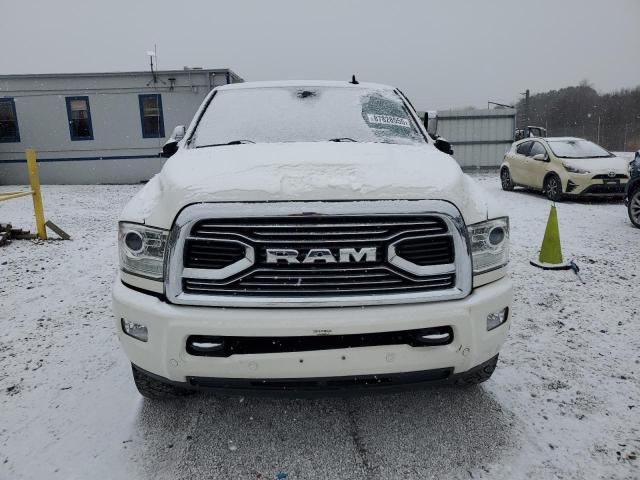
[0,67,243,184]
[419,109,516,169]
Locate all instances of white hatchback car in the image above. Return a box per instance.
[500,137,630,201]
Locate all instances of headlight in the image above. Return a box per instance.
[118,222,168,280]
[468,217,509,274]
[563,163,590,174]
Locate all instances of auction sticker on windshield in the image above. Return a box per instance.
[366,114,411,128]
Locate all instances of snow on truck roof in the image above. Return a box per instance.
[216,80,396,91]
[543,137,585,142]
[517,137,586,143]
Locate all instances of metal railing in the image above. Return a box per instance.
[0,149,47,239]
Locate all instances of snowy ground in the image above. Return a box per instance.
[1,174,638,480]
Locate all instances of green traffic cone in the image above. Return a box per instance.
[530,205,571,270]
[538,205,563,264]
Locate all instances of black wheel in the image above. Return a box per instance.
[131,364,196,400]
[628,188,640,228]
[500,168,515,191]
[453,355,499,387]
[544,174,563,202]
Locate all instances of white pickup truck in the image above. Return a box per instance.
[113,81,512,399]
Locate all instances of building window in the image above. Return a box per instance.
[65,96,94,141]
[139,94,165,138]
[0,98,20,143]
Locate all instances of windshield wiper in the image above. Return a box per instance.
[196,140,255,148]
[328,137,358,142]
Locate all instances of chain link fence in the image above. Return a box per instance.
[545,122,640,152]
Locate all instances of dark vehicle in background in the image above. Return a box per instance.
[626,151,640,228]
[514,126,547,141]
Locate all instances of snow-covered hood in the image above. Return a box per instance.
[561,155,630,174]
[121,142,499,228]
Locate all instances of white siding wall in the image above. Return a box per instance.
[435,109,516,168]
[0,70,240,184]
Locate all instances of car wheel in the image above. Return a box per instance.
[500,168,515,191]
[453,355,499,387]
[629,188,640,228]
[131,364,196,400]
[544,174,563,202]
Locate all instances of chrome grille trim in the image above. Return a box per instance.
[181,237,255,280]
[182,267,456,295]
[388,235,455,276]
[189,228,447,244]
[165,200,472,308]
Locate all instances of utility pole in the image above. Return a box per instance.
[519,89,530,127]
[147,46,157,85]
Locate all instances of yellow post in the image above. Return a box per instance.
[26,149,47,240]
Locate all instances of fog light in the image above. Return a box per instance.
[487,308,509,331]
[121,318,148,342]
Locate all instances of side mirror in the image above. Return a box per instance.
[171,125,186,142]
[532,153,548,162]
[161,125,186,158]
[424,111,438,137]
[434,137,454,155]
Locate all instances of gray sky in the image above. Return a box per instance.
[3,0,639,110]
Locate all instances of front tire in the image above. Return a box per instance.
[628,188,640,228]
[500,168,515,191]
[544,174,563,202]
[131,364,196,400]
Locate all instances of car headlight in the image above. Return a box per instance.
[563,163,590,174]
[118,222,168,280]
[468,217,509,274]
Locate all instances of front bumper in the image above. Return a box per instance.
[564,174,628,196]
[132,354,499,395]
[112,275,512,384]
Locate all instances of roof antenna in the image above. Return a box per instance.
[350,74,359,85]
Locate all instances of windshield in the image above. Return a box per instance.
[191,86,426,147]
[547,139,612,159]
